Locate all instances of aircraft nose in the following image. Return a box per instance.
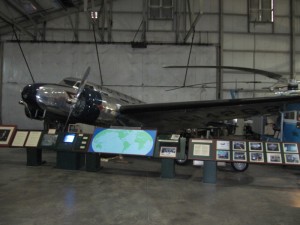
[21,84,38,105]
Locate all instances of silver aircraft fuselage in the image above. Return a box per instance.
[20,77,144,127]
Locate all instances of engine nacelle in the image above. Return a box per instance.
[72,88,102,123]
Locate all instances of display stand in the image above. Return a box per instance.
[203,161,217,184]
[56,151,85,170]
[26,148,42,166]
[161,158,175,178]
[86,153,101,172]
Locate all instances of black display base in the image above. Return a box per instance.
[56,151,85,170]
[86,153,101,172]
[26,148,42,166]
[203,161,217,184]
[161,158,175,178]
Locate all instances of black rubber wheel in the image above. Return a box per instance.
[175,152,188,165]
[231,162,249,172]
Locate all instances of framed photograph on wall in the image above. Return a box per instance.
[216,150,230,161]
[250,152,264,163]
[160,146,177,158]
[267,153,282,164]
[283,143,298,153]
[249,142,263,151]
[216,140,230,150]
[266,142,280,152]
[284,154,300,165]
[0,125,17,147]
[232,141,246,151]
[233,151,247,161]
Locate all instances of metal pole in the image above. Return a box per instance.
[217,0,223,100]
[290,0,295,79]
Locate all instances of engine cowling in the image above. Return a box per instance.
[72,88,102,123]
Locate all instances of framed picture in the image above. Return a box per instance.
[216,150,230,161]
[284,154,300,165]
[233,151,247,161]
[249,152,264,163]
[249,142,263,151]
[11,131,29,147]
[68,124,81,133]
[193,144,211,157]
[160,146,177,158]
[265,142,280,152]
[0,125,17,147]
[232,141,246,151]
[283,143,298,153]
[267,153,282,164]
[188,139,214,160]
[216,140,230,150]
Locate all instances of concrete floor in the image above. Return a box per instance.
[0,148,300,225]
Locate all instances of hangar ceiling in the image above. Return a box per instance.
[0,0,97,39]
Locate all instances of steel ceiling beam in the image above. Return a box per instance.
[0,10,35,38]
[0,0,103,36]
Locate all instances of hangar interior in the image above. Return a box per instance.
[0,1,300,225]
[0,0,300,128]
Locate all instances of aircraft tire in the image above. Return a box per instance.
[175,153,188,165]
[231,162,249,172]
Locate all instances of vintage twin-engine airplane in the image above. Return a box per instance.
[19,66,300,133]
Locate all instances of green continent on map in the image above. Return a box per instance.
[118,130,130,139]
[123,141,130,151]
[135,132,152,150]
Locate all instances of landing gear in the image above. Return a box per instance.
[231,162,249,172]
[175,152,188,165]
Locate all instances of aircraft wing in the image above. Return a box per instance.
[119,95,300,131]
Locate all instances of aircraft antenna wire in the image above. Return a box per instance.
[183,27,196,87]
[92,23,104,86]
[12,26,35,83]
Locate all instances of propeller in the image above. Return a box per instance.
[164,65,298,94]
[63,66,91,131]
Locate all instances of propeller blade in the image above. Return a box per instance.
[63,66,91,131]
[76,66,91,99]
[164,65,284,81]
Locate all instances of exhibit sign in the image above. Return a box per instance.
[11,131,29,147]
[188,139,215,160]
[88,128,157,156]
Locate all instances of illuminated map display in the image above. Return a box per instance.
[88,128,157,156]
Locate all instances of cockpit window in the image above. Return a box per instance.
[74,82,94,90]
[62,80,76,87]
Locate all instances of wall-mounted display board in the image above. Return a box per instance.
[25,131,42,148]
[0,125,17,147]
[88,128,157,156]
[188,138,300,166]
[188,139,215,160]
[11,131,29,147]
[213,139,300,165]
[153,134,186,159]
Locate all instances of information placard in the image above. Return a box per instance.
[11,131,29,147]
[25,131,42,148]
